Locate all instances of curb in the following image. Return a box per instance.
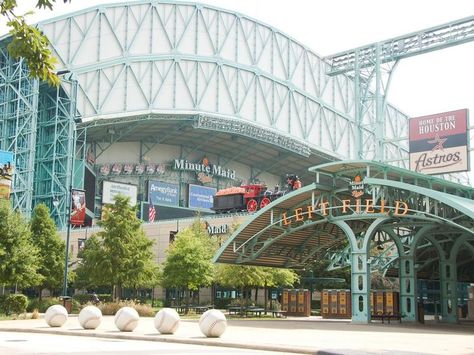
[0,327,322,354]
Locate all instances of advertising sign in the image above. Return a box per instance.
[188,184,216,209]
[148,180,179,206]
[70,189,86,226]
[102,180,138,206]
[409,109,469,175]
[173,157,236,181]
[0,150,14,200]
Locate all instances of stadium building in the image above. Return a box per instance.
[1,1,473,322]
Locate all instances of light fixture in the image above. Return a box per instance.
[376,235,384,250]
[52,198,59,208]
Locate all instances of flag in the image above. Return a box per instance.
[148,203,156,222]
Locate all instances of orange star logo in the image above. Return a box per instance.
[427,134,447,152]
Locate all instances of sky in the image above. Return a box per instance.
[2,0,474,177]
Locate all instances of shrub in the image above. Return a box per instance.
[27,298,60,313]
[311,300,321,310]
[97,294,113,303]
[2,294,28,315]
[73,293,112,304]
[72,294,91,304]
[267,300,281,311]
[71,299,81,313]
[31,309,40,319]
[0,295,6,314]
[229,298,253,307]
[214,298,231,309]
[97,302,122,316]
[152,299,163,308]
[98,300,155,317]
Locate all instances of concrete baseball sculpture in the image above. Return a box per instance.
[78,305,102,329]
[199,309,227,337]
[44,305,68,327]
[114,306,139,332]
[154,308,180,334]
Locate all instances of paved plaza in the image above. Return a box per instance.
[0,315,473,354]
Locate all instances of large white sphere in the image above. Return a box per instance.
[154,308,180,334]
[114,307,139,332]
[44,305,68,327]
[199,309,227,337]
[78,305,102,329]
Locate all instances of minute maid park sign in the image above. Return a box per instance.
[173,157,236,180]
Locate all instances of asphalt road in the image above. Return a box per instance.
[0,331,296,355]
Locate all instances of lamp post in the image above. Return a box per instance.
[62,185,72,297]
[56,69,74,299]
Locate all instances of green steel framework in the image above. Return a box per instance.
[0,46,38,215]
[325,16,474,162]
[0,2,472,227]
[0,0,472,292]
[214,161,474,323]
[0,40,84,227]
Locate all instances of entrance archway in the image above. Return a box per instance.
[213,161,474,323]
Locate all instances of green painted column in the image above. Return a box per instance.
[439,260,458,323]
[399,256,416,321]
[350,250,370,323]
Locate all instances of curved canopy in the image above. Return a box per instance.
[213,161,474,280]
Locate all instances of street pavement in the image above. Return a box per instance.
[0,331,288,355]
[0,315,473,354]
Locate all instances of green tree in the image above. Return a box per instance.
[261,267,299,308]
[30,203,65,299]
[74,195,160,299]
[215,264,266,314]
[74,236,103,290]
[1,0,66,86]
[161,219,215,313]
[0,200,41,289]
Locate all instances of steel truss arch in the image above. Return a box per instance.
[36,0,410,162]
[215,161,474,269]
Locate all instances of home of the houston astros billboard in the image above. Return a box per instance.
[0,1,473,324]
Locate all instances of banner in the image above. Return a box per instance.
[102,181,138,206]
[409,109,469,174]
[188,184,216,209]
[0,150,14,200]
[70,189,86,226]
[148,180,179,206]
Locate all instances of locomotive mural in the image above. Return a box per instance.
[212,175,301,213]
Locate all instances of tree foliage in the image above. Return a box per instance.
[263,267,299,288]
[215,264,266,290]
[74,236,103,290]
[74,195,160,298]
[0,200,41,288]
[1,0,67,86]
[215,265,298,290]
[30,203,65,295]
[161,219,215,307]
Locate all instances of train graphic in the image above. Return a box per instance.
[212,175,301,213]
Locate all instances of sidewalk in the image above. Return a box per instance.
[0,315,473,354]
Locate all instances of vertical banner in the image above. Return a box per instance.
[409,109,469,174]
[0,150,14,200]
[70,189,86,226]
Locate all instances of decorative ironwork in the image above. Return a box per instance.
[195,116,311,157]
